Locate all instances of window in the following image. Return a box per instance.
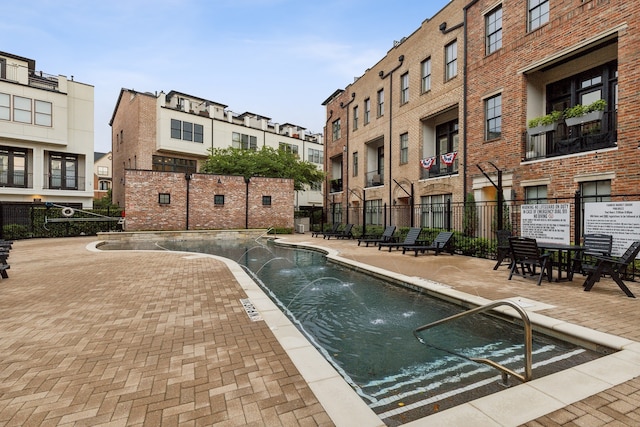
[445,41,458,80]
[14,96,31,123]
[486,6,502,54]
[377,90,384,117]
[308,148,323,164]
[214,195,225,205]
[232,132,258,150]
[35,100,52,126]
[525,185,548,204]
[262,195,272,206]
[159,193,171,204]
[49,153,78,190]
[421,58,431,93]
[434,120,459,175]
[0,146,27,188]
[364,98,371,124]
[581,180,611,203]
[399,133,409,164]
[279,142,299,155]
[98,180,110,191]
[310,181,322,191]
[332,118,341,141]
[485,94,502,140]
[352,151,358,177]
[0,93,9,120]
[171,119,181,139]
[97,166,109,176]
[353,105,359,130]
[420,194,451,228]
[170,119,203,143]
[365,199,383,226]
[528,0,549,31]
[152,155,196,173]
[400,73,409,104]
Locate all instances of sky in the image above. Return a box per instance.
[3,0,452,153]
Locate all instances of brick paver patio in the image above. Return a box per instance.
[1,234,639,426]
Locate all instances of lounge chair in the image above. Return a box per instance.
[508,236,552,286]
[357,225,396,247]
[323,223,354,240]
[378,227,422,252]
[582,241,640,298]
[402,231,454,257]
[312,223,339,238]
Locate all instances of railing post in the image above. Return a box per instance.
[574,190,582,245]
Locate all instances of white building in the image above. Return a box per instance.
[0,51,95,208]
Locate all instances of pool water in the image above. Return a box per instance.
[101,238,605,424]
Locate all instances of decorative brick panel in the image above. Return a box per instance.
[124,170,294,231]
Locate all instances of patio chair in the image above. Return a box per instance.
[493,229,513,270]
[313,223,339,238]
[378,227,422,252]
[402,231,454,257]
[323,223,354,240]
[582,240,640,298]
[357,225,396,247]
[574,233,612,275]
[508,236,552,286]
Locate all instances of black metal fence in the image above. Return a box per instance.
[318,192,640,274]
[0,202,124,240]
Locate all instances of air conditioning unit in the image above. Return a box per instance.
[297,224,305,233]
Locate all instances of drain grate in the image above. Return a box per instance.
[240,298,263,321]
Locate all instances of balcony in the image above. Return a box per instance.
[420,156,458,179]
[365,170,384,187]
[524,127,616,161]
[1,64,59,91]
[329,178,342,193]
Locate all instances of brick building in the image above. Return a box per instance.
[322,0,466,230]
[465,0,638,208]
[124,170,294,231]
[109,89,323,213]
[323,0,640,239]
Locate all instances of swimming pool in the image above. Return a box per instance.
[100,236,607,424]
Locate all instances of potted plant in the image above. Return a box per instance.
[527,110,562,136]
[564,99,606,126]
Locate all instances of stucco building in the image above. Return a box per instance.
[0,51,95,209]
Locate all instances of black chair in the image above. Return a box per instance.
[402,231,454,257]
[323,223,354,240]
[583,241,640,298]
[358,225,396,247]
[508,237,552,286]
[378,227,421,252]
[575,233,612,274]
[313,223,339,238]
[493,230,513,270]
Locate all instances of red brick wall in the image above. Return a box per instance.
[124,170,294,231]
[465,0,640,198]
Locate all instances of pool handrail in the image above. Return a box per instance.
[413,299,533,383]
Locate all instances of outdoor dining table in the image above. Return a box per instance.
[536,242,585,282]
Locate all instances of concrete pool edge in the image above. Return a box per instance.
[90,238,640,426]
[272,238,640,426]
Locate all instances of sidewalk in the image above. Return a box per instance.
[0,235,639,426]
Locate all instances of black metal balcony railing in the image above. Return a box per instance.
[28,71,59,91]
[420,156,458,179]
[330,178,342,193]
[365,170,384,187]
[42,174,86,191]
[524,128,616,161]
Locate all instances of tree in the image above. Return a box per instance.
[200,146,325,191]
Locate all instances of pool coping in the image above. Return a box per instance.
[90,239,640,427]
